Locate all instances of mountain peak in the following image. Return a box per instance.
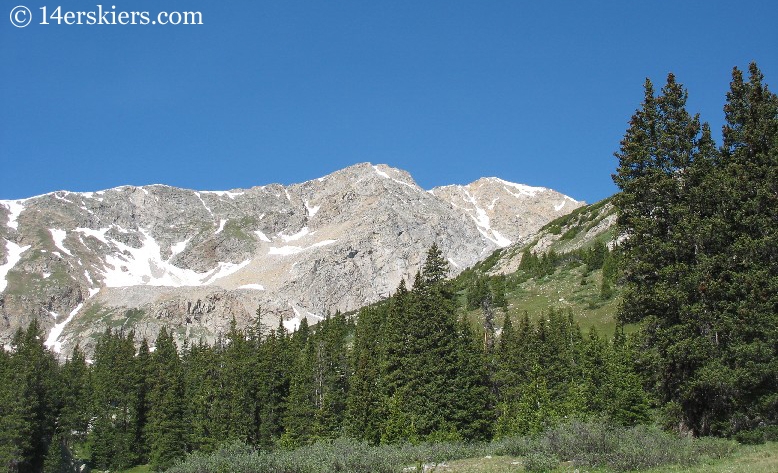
[0,163,582,357]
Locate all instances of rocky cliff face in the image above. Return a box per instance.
[0,163,582,356]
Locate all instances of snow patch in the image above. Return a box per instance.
[0,240,31,292]
[254,230,272,242]
[75,227,109,245]
[44,303,84,353]
[215,219,227,235]
[283,317,301,333]
[50,229,73,256]
[202,190,244,199]
[170,238,190,258]
[238,283,265,291]
[2,201,25,230]
[280,227,311,242]
[54,192,73,203]
[490,178,546,198]
[42,272,51,279]
[490,229,512,247]
[373,165,391,179]
[284,306,304,332]
[554,200,566,211]
[268,239,337,256]
[305,200,320,218]
[75,227,250,287]
[373,165,417,189]
[194,192,214,217]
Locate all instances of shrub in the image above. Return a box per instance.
[523,451,559,472]
[537,420,736,472]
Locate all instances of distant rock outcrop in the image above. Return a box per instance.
[0,163,582,355]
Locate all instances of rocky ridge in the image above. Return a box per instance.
[0,163,583,356]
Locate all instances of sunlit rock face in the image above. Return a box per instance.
[0,163,581,356]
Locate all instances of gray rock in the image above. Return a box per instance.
[0,163,582,356]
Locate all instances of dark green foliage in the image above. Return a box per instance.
[42,435,75,473]
[88,329,141,470]
[344,306,386,444]
[147,328,187,470]
[57,345,90,447]
[495,311,649,436]
[613,63,778,436]
[380,247,494,442]
[133,339,152,463]
[253,319,290,449]
[0,320,60,472]
[466,273,507,311]
[517,249,560,278]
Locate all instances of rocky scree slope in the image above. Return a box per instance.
[0,163,582,356]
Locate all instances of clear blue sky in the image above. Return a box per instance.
[2,1,776,203]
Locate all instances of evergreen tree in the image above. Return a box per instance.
[345,306,386,444]
[89,329,138,469]
[0,321,59,472]
[282,323,316,447]
[683,63,778,435]
[42,434,72,473]
[496,363,556,437]
[0,344,30,471]
[183,340,226,453]
[146,328,187,470]
[606,328,652,426]
[614,64,777,435]
[57,344,91,447]
[450,316,494,440]
[132,338,152,462]
[220,319,258,443]
[254,319,290,449]
[310,313,350,439]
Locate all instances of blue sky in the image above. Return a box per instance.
[1,1,776,203]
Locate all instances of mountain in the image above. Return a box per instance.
[0,163,583,356]
[460,197,621,333]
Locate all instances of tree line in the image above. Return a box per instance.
[0,245,644,472]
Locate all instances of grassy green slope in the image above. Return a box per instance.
[452,197,625,336]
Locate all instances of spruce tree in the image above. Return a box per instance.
[146,328,187,470]
[686,63,778,435]
[345,306,386,444]
[0,321,59,472]
[57,344,91,447]
[89,329,138,469]
[254,321,290,449]
[614,64,777,435]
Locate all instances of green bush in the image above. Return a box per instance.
[168,421,737,473]
[538,420,736,472]
[168,437,487,473]
[523,451,559,472]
